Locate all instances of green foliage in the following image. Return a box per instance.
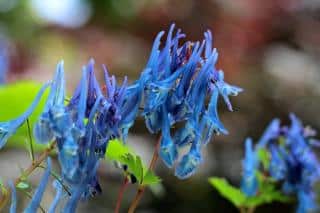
[106,139,161,186]
[257,148,269,170]
[16,181,30,190]
[209,175,291,210]
[209,177,246,207]
[105,139,132,161]
[0,82,49,152]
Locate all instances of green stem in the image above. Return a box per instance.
[26,119,35,161]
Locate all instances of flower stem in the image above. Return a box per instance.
[115,176,129,213]
[128,135,162,213]
[26,118,35,161]
[248,207,255,213]
[0,142,56,211]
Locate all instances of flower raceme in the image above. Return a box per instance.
[142,24,242,179]
[0,24,242,212]
[240,114,320,213]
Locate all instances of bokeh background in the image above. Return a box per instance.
[0,0,320,212]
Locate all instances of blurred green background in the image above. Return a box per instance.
[0,0,319,212]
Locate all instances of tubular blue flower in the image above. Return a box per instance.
[175,142,202,179]
[119,71,146,141]
[34,61,69,144]
[58,67,88,181]
[159,107,178,168]
[0,82,50,149]
[256,118,281,148]
[48,180,63,213]
[8,181,16,213]
[269,145,287,180]
[212,70,243,112]
[24,158,52,213]
[240,138,259,196]
[201,89,228,145]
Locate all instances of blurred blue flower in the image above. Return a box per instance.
[250,114,320,212]
[240,138,259,196]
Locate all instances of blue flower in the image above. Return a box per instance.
[141,24,242,178]
[34,61,69,144]
[251,114,320,212]
[256,118,280,148]
[159,106,178,168]
[240,138,259,196]
[269,145,287,180]
[48,180,63,213]
[175,142,202,179]
[0,82,50,148]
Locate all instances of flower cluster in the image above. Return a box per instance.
[141,24,242,179]
[241,114,320,213]
[0,24,241,212]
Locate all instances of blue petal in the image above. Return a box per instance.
[144,110,162,134]
[214,70,243,111]
[159,135,178,168]
[24,158,51,213]
[202,89,228,145]
[269,145,287,180]
[240,138,259,196]
[33,112,54,144]
[256,118,280,148]
[174,121,197,147]
[76,66,88,126]
[58,136,79,181]
[48,180,63,213]
[159,107,177,168]
[296,190,318,213]
[62,186,83,213]
[204,30,213,59]
[146,31,164,77]
[175,143,202,179]
[0,82,50,148]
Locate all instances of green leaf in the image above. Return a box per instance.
[257,148,270,170]
[208,177,246,207]
[0,82,49,152]
[16,181,30,190]
[105,139,132,161]
[142,170,161,186]
[120,154,144,183]
[135,156,144,183]
[106,139,161,186]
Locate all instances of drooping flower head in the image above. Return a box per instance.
[141,24,242,179]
